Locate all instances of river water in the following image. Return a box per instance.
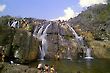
[30,59,110,73]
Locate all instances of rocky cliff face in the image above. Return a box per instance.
[12,29,39,62]
[0,25,40,63]
[45,22,78,59]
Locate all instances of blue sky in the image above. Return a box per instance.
[0,0,107,20]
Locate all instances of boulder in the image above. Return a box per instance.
[12,29,39,62]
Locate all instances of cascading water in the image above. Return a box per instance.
[33,25,38,37]
[33,25,44,39]
[66,23,93,59]
[10,20,19,28]
[85,48,93,59]
[33,22,51,60]
[67,47,72,60]
[66,23,83,45]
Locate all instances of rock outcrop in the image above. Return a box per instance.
[0,25,40,63]
[0,62,37,73]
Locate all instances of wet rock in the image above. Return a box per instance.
[45,22,78,59]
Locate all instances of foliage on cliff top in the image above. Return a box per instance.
[68,4,110,41]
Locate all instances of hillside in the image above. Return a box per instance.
[68,4,110,41]
[68,4,110,58]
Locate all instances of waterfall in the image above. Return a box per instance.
[66,23,93,59]
[10,21,19,28]
[33,22,51,60]
[66,24,79,38]
[85,48,93,59]
[39,23,51,60]
[66,23,84,46]
[39,46,45,60]
[67,47,72,60]
[11,21,17,27]
[33,26,37,37]
[33,25,44,39]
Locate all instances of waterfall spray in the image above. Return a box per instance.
[33,22,51,60]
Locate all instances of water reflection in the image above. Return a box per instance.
[30,59,110,73]
[85,59,93,73]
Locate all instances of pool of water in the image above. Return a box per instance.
[30,59,110,73]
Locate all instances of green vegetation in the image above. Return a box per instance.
[69,4,110,58]
[69,4,110,41]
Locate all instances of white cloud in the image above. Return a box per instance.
[52,7,78,21]
[79,0,107,7]
[0,4,6,12]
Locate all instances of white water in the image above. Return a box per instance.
[67,47,72,60]
[39,24,51,60]
[33,22,51,60]
[66,23,84,46]
[85,48,93,59]
[67,23,84,45]
[39,46,45,60]
[33,25,44,39]
[66,24,78,37]
[10,21,19,28]
[66,23,93,59]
